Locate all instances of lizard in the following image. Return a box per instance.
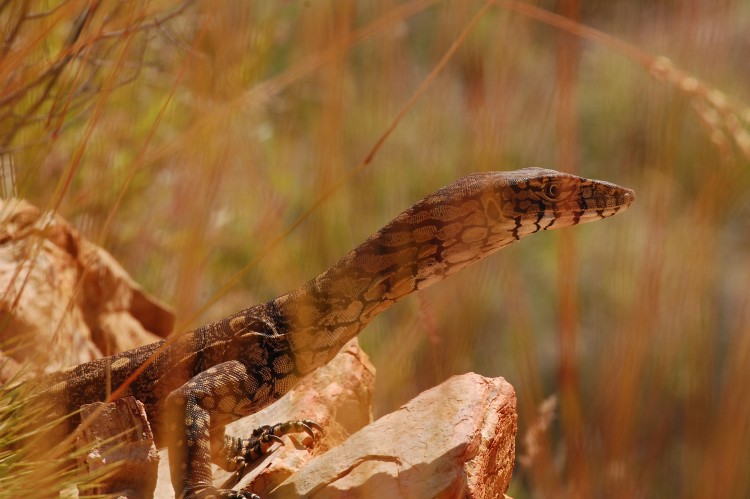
[13,168,634,498]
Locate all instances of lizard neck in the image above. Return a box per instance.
[272,174,514,374]
[270,168,634,375]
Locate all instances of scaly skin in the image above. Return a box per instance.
[17,168,634,498]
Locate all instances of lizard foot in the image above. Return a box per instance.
[184,486,260,498]
[218,490,259,499]
[252,419,323,445]
[232,419,323,467]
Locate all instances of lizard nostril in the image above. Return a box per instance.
[621,189,636,205]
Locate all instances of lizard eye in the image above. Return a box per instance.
[542,182,562,201]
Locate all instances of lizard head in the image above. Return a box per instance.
[489,167,635,236]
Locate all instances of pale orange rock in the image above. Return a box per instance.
[0,351,23,383]
[77,236,174,350]
[272,372,516,499]
[0,198,174,381]
[76,396,160,499]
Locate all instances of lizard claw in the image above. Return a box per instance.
[299,420,323,443]
[266,434,284,446]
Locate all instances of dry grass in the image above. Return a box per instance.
[2,1,749,497]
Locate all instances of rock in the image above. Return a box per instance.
[0,351,23,383]
[272,372,516,499]
[0,199,174,381]
[76,396,160,499]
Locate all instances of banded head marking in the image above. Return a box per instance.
[488,167,635,238]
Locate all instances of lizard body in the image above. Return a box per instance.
[16,168,634,498]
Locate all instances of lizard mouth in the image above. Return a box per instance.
[536,188,635,229]
[611,187,636,208]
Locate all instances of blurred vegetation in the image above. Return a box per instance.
[2,0,750,497]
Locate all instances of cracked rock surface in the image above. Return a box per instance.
[272,371,516,499]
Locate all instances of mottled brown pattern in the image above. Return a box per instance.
[15,168,633,498]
